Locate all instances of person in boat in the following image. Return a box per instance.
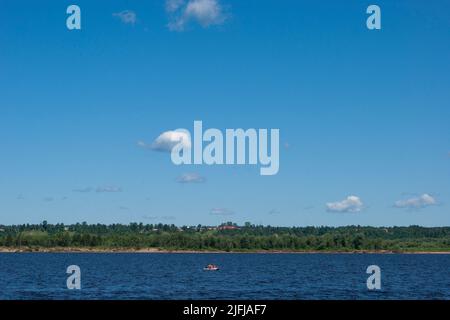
[206,264,218,270]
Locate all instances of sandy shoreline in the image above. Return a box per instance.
[0,247,449,254]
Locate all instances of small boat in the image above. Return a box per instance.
[203,264,220,271]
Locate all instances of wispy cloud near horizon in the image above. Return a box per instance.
[210,208,235,216]
[96,186,123,193]
[176,173,206,183]
[394,193,437,210]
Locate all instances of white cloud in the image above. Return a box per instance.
[176,173,206,183]
[210,208,235,216]
[326,195,364,213]
[141,130,191,153]
[96,186,122,193]
[394,193,437,209]
[166,0,226,31]
[113,10,137,25]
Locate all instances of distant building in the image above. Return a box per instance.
[218,225,239,231]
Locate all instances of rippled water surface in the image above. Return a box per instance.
[0,253,448,299]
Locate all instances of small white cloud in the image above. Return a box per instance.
[326,195,364,213]
[167,0,227,31]
[142,130,191,153]
[394,193,437,209]
[113,10,137,25]
[176,173,206,183]
[210,208,234,216]
[96,186,122,193]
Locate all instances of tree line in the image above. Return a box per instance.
[0,222,449,252]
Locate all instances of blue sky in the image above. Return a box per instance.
[1,0,449,226]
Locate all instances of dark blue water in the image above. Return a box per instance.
[0,253,448,300]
